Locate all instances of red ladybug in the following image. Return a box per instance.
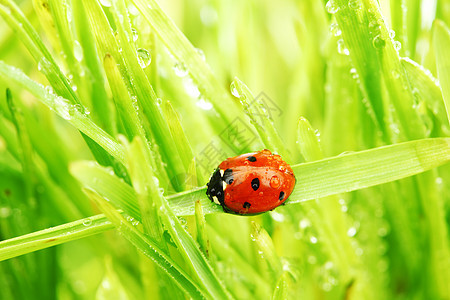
[206,149,296,214]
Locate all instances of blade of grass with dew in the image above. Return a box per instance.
[288,137,450,204]
[272,272,289,300]
[124,137,186,300]
[82,0,185,190]
[329,0,387,140]
[48,0,113,132]
[124,136,231,300]
[363,0,427,139]
[250,221,281,276]
[6,89,35,203]
[0,214,114,262]
[0,0,80,106]
[82,189,207,300]
[207,223,271,299]
[401,57,450,135]
[433,20,450,122]
[231,77,289,159]
[389,0,421,58]
[3,137,450,261]
[130,0,248,141]
[0,61,125,164]
[111,0,186,189]
[195,200,211,259]
[162,100,195,173]
[72,0,112,130]
[297,117,368,298]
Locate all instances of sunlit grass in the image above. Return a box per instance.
[0,0,449,299]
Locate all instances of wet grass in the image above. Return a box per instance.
[0,0,449,299]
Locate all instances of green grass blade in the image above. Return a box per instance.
[0,61,125,164]
[232,77,289,159]
[3,137,449,263]
[0,0,80,106]
[401,57,450,134]
[130,0,246,138]
[288,137,450,204]
[83,189,207,300]
[433,20,450,123]
[0,214,114,262]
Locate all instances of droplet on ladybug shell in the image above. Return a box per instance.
[206,149,296,215]
[270,176,280,188]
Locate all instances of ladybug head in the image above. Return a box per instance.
[206,168,225,206]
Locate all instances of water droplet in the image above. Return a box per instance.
[230,81,240,98]
[45,86,54,94]
[389,29,396,39]
[0,207,11,218]
[337,39,350,55]
[271,211,285,222]
[73,40,83,62]
[99,0,111,7]
[435,177,443,185]
[196,96,213,110]
[347,227,357,237]
[310,236,318,244]
[303,256,315,267]
[131,28,138,42]
[183,78,200,97]
[348,0,361,10]
[350,68,359,79]
[173,62,188,77]
[325,0,339,14]
[329,23,342,36]
[391,69,400,79]
[82,218,92,226]
[195,48,206,61]
[299,218,311,229]
[279,165,286,172]
[270,176,280,188]
[393,40,402,51]
[372,35,386,48]
[137,48,152,68]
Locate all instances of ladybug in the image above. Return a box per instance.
[206,149,295,214]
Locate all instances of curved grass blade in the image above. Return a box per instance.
[0,214,114,262]
[0,61,125,164]
[83,189,207,300]
[433,20,450,122]
[2,138,449,261]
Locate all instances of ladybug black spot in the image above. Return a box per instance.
[243,202,251,209]
[223,168,234,184]
[251,178,260,191]
[246,156,257,162]
[279,191,285,201]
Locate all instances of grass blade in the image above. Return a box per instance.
[433,20,450,122]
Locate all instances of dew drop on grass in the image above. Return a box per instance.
[337,39,350,55]
[0,207,11,218]
[347,227,357,237]
[195,48,206,61]
[196,96,213,110]
[99,0,111,7]
[372,35,386,48]
[173,62,188,77]
[391,69,400,79]
[309,236,318,244]
[137,48,151,68]
[131,28,139,42]
[389,29,396,39]
[230,81,240,98]
[82,218,92,226]
[325,0,339,14]
[350,68,359,79]
[73,40,83,62]
[393,40,402,51]
[348,0,361,10]
[329,23,341,36]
